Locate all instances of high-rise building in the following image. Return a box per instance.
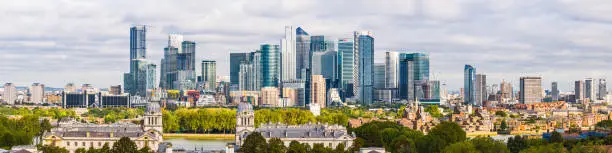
[3,83,17,105]
[575,80,585,103]
[551,82,559,101]
[374,63,391,101]
[230,53,251,86]
[30,83,45,104]
[500,80,513,101]
[395,52,430,101]
[520,77,542,104]
[356,31,374,105]
[337,38,355,99]
[399,60,414,101]
[201,60,217,92]
[311,75,327,108]
[312,50,338,85]
[110,85,122,95]
[160,35,196,90]
[125,25,155,97]
[310,35,335,53]
[239,51,261,91]
[475,74,486,106]
[295,27,311,80]
[64,83,76,93]
[464,65,476,105]
[261,44,280,88]
[385,52,400,90]
[281,26,296,82]
[585,78,595,101]
[599,78,607,100]
[260,87,279,107]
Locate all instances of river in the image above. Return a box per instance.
[163,138,234,150]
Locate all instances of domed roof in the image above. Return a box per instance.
[237,102,253,113]
[147,102,161,114]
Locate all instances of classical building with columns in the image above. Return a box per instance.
[42,102,163,153]
[235,102,355,150]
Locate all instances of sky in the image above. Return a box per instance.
[1,0,611,92]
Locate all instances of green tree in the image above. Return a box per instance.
[111,137,138,153]
[37,145,70,153]
[380,128,400,150]
[138,146,153,153]
[268,138,287,153]
[288,141,307,153]
[442,141,479,153]
[240,132,268,153]
[519,143,566,153]
[495,111,508,117]
[470,137,510,153]
[569,145,607,153]
[500,120,508,131]
[550,131,564,143]
[416,121,466,153]
[507,135,528,153]
[334,143,346,153]
[424,105,443,118]
[390,135,417,153]
[75,148,87,153]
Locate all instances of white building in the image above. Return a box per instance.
[2,83,17,105]
[281,26,296,82]
[196,94,217,106]
[235,102,354,150]
[42,103,163,153]
[30,83,45,104]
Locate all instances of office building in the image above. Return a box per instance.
[500,80,513,101]
[585,78,595,101]
[30,83,45,104]
[520,76,542,104]
[338,38,355,99]
[230,53,251,86]
[312,50,338,85]
[201,60,217,92]
[295,27,311,80]
[261,44,280,87]
[310,35,334,52]
[464,65,476,105]
[394,52,430,101]
[355,31,374,105]
[374,63,390,101]
[260,87,279,107]
[575,80,585,103]
[599,78,607,100]
[109,85,122,95]
[160,35,196,91]
[551,82,559,101]
[281,26,296,82]
[475,74,486,106]
[399,60,414,101]
[2,83,17,105]
[124,25,156,97]
[311,75,326,108]
[282,80,306,106]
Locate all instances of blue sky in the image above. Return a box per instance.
[0,0,611,92]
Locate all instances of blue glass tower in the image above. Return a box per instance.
[337,38,354,99]
[358,33,374,105]
[260,44,280,87]
[397,53,429,101]
[464,65,476,105]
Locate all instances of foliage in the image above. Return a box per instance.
[424,105,443,118]
[166,108,236,133]
[352,121,422,147]
[255,108,316,127]
[507,135,528,153]
[0,107,76,119]
[595,120,612,130]
[316,109,350,127]
[470,137,510,153]
[240,132,268,153]
[500,120,508,131]
[0,115,47,149]
[519,143,566,153]
[495,111,508,117]
[268,138,287,153]
[442,141,479,153]
[111,137,138,153]
[550,131,564,143]
[84,107,144,123]
[37,145,70,153]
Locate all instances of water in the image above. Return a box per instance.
[164,138,234,151]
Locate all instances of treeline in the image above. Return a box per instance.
[0,115,51,149]
[161,108,351,134]
[38,137,155,153]
[83,107,144,123]
[0,107,76,119]
[240,133,348,153]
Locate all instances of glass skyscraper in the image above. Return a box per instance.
[260,44,280,87]
[394,52,430,101]
[337,38,355,99]
[295,27,310,80]
[464,65,476,105]
[230,53,251,86]
[125,25,155,97]
[160,35,196,90]
[357,32,374,105]
[201,60,216,92]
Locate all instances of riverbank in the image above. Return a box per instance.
[163,133,234,140]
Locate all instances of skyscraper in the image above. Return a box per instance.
[374,63,390,101]
[312,50,338,84]
[575,80,585,103]
[30,83,45,104]
[551,82,559,101]
[261,44,280,87]
[125,25,155,97]
[295,27,310,80]
[464,65,476,105]
[3,83,17,105]
[385,52,400,90]
[356,31,374,105]
[311,75,326,108]
[475,74,486,106]
[160,35,196,90]
[201,60,217,92]
[338,38,355,99]
[585,78,595,101]
[399,59,414,101]
[281,26,296,82]
[230,53,251,86]
[599,78,607,100]
[500,80,513,101]
[520,76,542,104]
[395,52,430,101]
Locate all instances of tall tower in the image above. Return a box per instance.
[201,60,217,92]
[143,102,163,133]
[520,76,542,104]
[356,31,374,105]
[235,102,255,147]
[281,26,296,82]
[464,65,476,105]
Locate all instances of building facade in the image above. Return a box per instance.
[125,25,156,97]
[599,78,607,100]
[520,77,542,104]
[201,60,217,92]
[356,31,374,105]
[30,83,45,104]
[575,80,585,103]
[464,65,476,105]
[337,38,355,99]
[295,27,311,80]
[281,26,297,82]
[261,44,280,88]
[2,83,17,105]
[311,75,326,108]
[475,74,486,106]
[551,82,559,101]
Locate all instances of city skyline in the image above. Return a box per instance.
[1,0,612,91]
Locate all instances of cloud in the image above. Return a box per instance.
[0,0,611,92]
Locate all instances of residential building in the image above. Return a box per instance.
[2,83,17,105]
[30,83,44,104]
[201,60,216,92]
[311,75,326,108]
[520,77,543,104]
[464,65,476,105]
[500,80,513,102]
[575,80,585,103]
[260,87,279,107]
